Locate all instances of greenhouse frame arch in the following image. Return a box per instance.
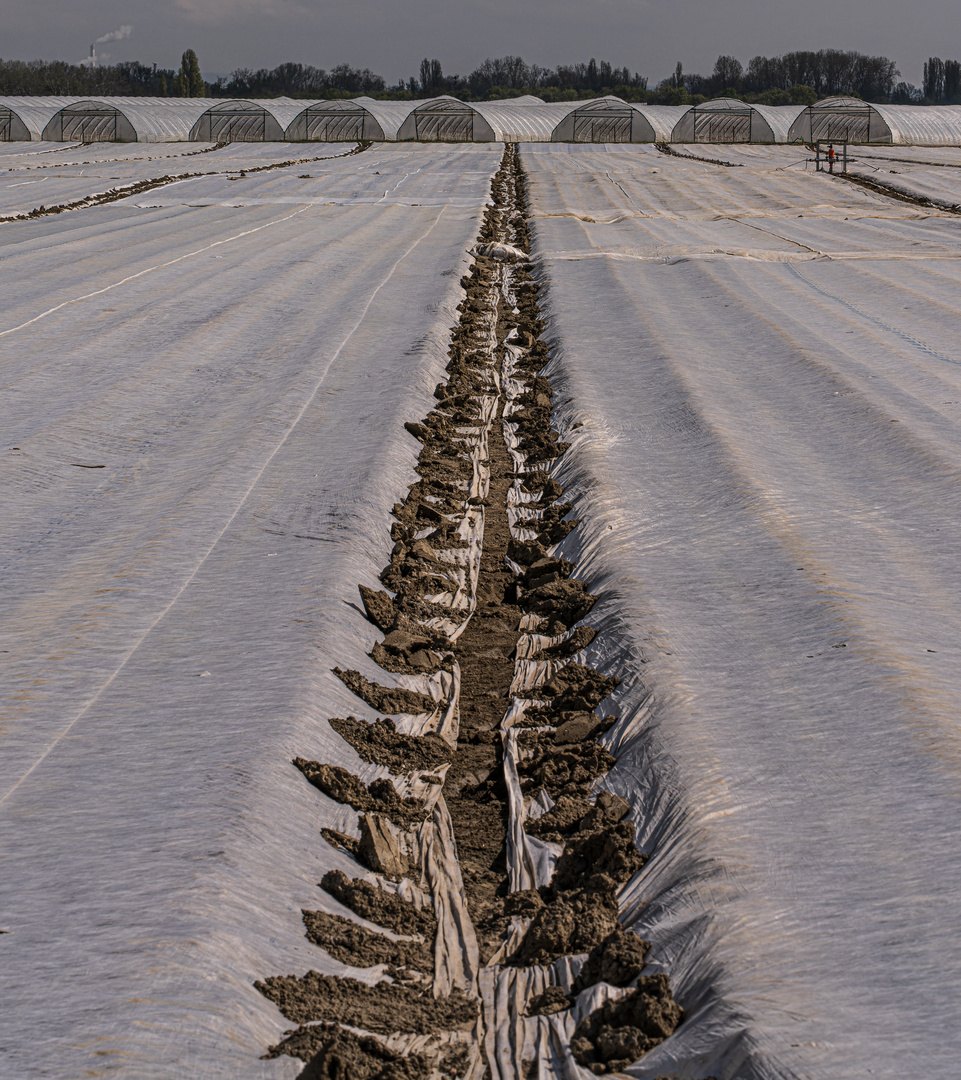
[41,100,138,142]
[0,104,34,141]
[787,97,961,144]
[395,97,497,141]
[189,99,303,142]
[671,99,804,143]
[285,98,414,141]
[0,97,83,140]
[551,98,691,142]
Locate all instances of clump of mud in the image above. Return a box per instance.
[255,971,477,1032]
[329,717,452,773]
[301,909,433,973]
[293,760,427,828]
[320,870,436,938]
[264,1023,470,1080]
[573,924,651,993]
[333,668,438,715]
[570,974,684,1074]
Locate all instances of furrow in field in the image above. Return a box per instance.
[258,146,693,1079]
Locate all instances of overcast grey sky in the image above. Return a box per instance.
[3,0,956,86]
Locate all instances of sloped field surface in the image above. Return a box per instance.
[0,144,499,1078]
[523,144,961,1080]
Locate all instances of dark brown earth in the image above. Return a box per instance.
[572,924,651,994]
[570,973,685,1074]
[264,1023,472,1080]
[329,716,452,773]
[301,909,433,973]
[254,971,477,1032]
[293,759,427,828]
[319,870,436,939]
[443,336,520,963]
[333,668,438,716]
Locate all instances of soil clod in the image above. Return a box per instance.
[570,974,684,1074]
[330,716,452,773]
[254,971,477,1033]
[319,870,436,939]
[302,909,433,973]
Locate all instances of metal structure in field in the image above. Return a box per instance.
[41,101,136,142]
[788,97,961,145]
[571,99,636,142]
[289,102,379,141]
[671,99,804,144]
[190,102,280,142]
[791,98,888,143]
[396,96,573,143]
[189,99,302,142]
[0,106,31,141]
[284,98,414,141]
[550,98,690,143]
[396,97,496,141]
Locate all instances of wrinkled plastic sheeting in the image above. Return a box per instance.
[518,144,961,1080]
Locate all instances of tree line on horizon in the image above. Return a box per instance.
[1,48,958,106]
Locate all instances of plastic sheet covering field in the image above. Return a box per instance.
[666,142,961,211]
[521,143,961,1079]
[0,141,491,218]
[0,143,500,1078]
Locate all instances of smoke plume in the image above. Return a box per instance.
[95,25,133,44]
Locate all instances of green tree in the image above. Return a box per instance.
[180,49,205,97]
[789,83,817,105]
[944,60,961,103]
[923,57,944,102]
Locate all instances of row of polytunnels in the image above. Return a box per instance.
[4,94,961,144]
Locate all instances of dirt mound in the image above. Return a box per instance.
[320,827,360,859]
[329,717,452,773]
[294,760,427,828]
[521,578,595,626]
[512,883,619,965]
[302,909,432,973]
[570,973,684,1074]
[515,737,616,799]
[255,971,477,1032]
[539,663,619,711]
[553,821,645,891]
[525,794,594,842]
[264,1022,470,1080]
[572,925,651,994]
[371,634,447,675]
[527,985,571,1016]
[359,585,397,632]
[529,626,597,661]
[334,669,438,716]
[319,870,436,939]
